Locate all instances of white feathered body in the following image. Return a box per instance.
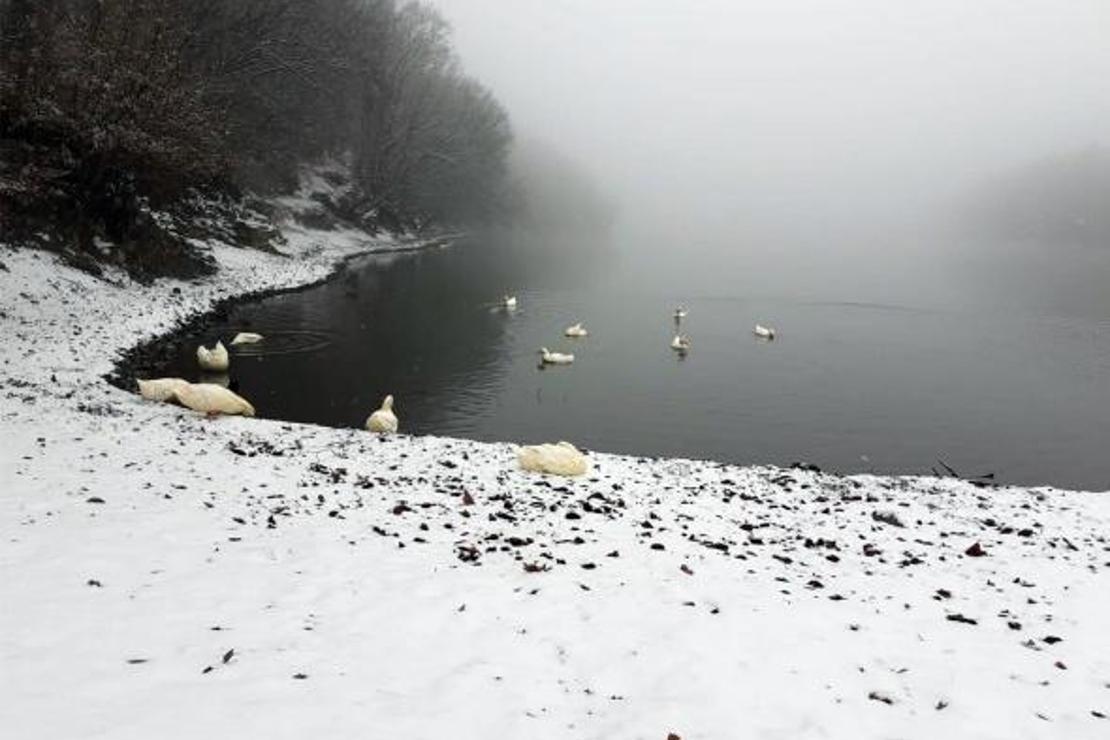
[540,347,574,364]
[136,377,190,402]
[366,394,398,433]
[231,332,264,345]
[671,334,691,351]
[196,341,229,371]
[753,324,776,340]
[564,323,588,338]
[517,441,589,477]
[174,383,255,417]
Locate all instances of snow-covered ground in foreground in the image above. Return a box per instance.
[2,208,1110,739]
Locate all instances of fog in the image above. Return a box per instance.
[430,0,1110,311]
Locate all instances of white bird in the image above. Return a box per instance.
[674,306,688,320]
[540,347,574,364]
[173,383,255,417]
[230,332,264,345]
[503,295,518,309]
[517,441,589,477]
[196,340,229,372]
[671,334,691,351]
[365,394,398,433]
[564,323,588,338]
[753,324,776,340]
[136,377,190,403]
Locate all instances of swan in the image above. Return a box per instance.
[540,347,574,364]
[365,394,398,433]
[503,295,518,309]
[671,334,691,351]
[753,324,776,340]
[136,377,190,403]
[674,306,688,320]
[173,383,255,417]
[517,441,589,477]
[564,323,588,338]
[196,340,229,372]
[230,332,264,345]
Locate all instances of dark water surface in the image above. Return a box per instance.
[150,235,1110,490]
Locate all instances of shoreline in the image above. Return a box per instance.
[104,231,462,394]
[3,212,1110,736]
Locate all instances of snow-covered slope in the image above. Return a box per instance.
[2,211,1109,738]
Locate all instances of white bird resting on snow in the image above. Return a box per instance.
[671,334,691,351]
[753,324,777,340]
[365,394,398,433]
[136,377,190,402]
[173,383,255,417]
[517,441,589,477]
[564,323,588,338]
[196,340,229,371]
[230,332,264,345]
[539,347,574,364]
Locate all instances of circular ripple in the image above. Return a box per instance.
[229,330,335,357]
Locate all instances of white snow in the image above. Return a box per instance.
[2,192,1110,738]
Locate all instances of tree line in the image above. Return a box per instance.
[0,0,512,234]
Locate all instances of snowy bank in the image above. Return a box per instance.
[2,206,1110,739]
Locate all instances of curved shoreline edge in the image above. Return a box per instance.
[2,217,1110,736]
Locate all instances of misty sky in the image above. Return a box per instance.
[430,0,1110,309]
[432,2,1106,212]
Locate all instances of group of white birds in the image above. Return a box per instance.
[504,293,777,363]
[139,329,400,433]
[132,294,775,478]
[502,293,589,366]
[138,322,575,473]
[670,305,777,355]
[137,332,264,416]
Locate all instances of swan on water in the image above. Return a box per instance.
[136,377,190,402]
[564,323,588,338]
[753,324,777,340]
[196,340,229,372]
[173,383,255,417]
[671,334,691,351]
[540,347,574,364]
[503,295,518,309]
[231,332,264,345]
[365,394,398,433]
[517,441,589,477]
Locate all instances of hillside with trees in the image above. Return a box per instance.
[0,0,512,277]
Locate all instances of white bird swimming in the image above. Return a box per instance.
[753,324,777,340]
[230,332,264,346]
[517,441,589,477]
[196,340,229,372]
[173,383,255,417]
[503,295,518,309]
[564,323,588,338]
[365,394,398,433]
[674,306,688,320]
[539,347,574,364]
[136,377,190,402]
[671,334,691,351]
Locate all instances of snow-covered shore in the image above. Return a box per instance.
[2,213,1110,739]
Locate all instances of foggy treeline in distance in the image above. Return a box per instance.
[0,0,523,254]
[966,147,1110,249]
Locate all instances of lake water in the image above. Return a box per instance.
[146,231,1110,491]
